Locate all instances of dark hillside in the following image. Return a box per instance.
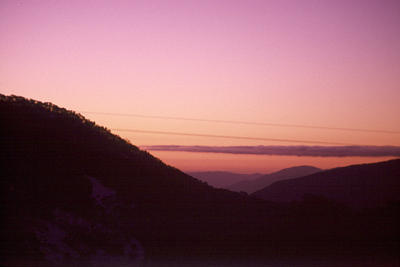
[0,94,274,265]
[252,159,400,209]
[1,94,399,266]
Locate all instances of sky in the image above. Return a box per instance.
[1,0,399,173]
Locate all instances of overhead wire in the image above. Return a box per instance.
[80,111,400,134]
[111,128,357,146]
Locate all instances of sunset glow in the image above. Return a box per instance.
[1,0,399,172]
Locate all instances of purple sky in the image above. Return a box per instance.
[1,0,399,172]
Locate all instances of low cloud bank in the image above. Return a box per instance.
[141,145,400,157]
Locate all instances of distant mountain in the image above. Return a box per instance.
[252,159,400,209]
[1,94,398,265]
[228,166,321,193]
[187,171,262,188]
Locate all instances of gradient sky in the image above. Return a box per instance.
[1,0,399,173]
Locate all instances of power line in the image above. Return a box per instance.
[81,111,400,134]
[111,128,356,146]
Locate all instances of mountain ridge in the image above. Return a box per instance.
[228,165,322,193]
[252,159,400,208]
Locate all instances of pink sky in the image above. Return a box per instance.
[1,0,399,173]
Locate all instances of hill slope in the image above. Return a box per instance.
[1,94,399,266]
[252,159,400,208]
[0,94,273,265]
[228,166,321,193]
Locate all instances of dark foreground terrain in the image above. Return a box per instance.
[1,94,399,266]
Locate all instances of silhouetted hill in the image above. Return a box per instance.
[0,94,275,265]
[188,171,262,188]
[1,94,399,266]
[228,166,321,193]
[252,159,400,208]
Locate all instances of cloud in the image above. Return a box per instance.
[141,145,400,157]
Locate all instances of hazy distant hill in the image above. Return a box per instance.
[252,159,400,208]
[188,171,262,188]
[1,94,399,266]
[228,166,321,193]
